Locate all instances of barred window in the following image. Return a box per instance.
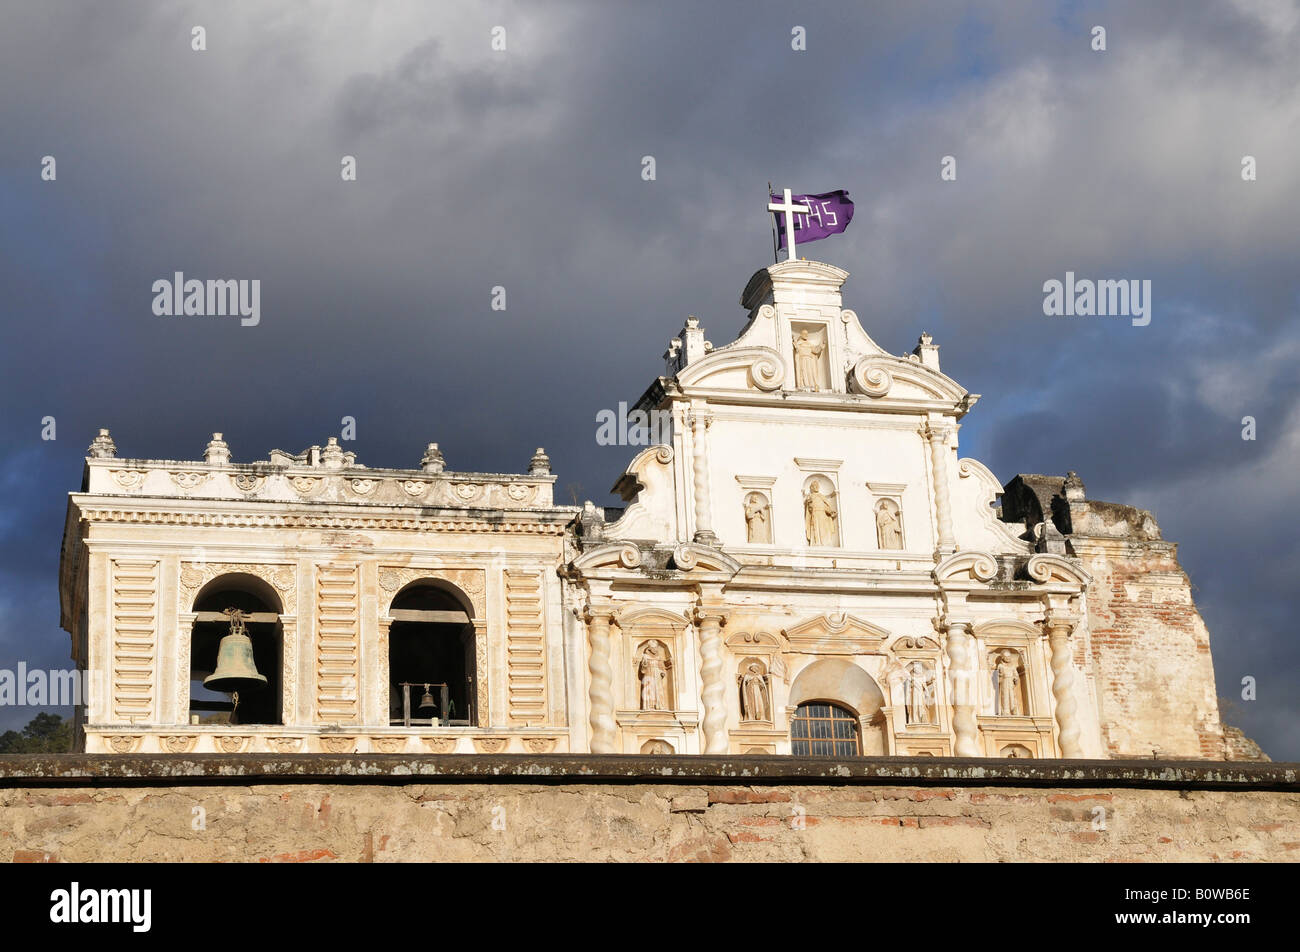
[790,702,860,756]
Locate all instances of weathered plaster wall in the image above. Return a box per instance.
[2,756,1295,862]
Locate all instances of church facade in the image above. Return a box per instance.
[58,259,1257,760]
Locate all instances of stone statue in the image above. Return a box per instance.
[804,480,837,546]
[793,330,824,390]
[744,492,771,543]
[995,649,1022,716]
[638,641,671,711]
[905,661,932,725]
[738,662,771,722]
[876,499,903,549]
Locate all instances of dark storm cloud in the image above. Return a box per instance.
[1,0,1296,755]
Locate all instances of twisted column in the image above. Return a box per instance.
[945,620,980,756]
[689,410,717,545]
[924,422,957,554]
[585,609,617,753]
[694,605,728,753]
[1045,613,1084,757]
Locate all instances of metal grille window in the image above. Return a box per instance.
[790,702,860,756]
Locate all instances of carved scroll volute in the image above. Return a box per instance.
[850,357,893,397]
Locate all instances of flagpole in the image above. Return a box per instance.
[768,181,778,264]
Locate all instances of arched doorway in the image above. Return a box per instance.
[387,581,477,727]
[787,658,887,756]
[189,575,283,726]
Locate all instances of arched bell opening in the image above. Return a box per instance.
[189,574,283,726]
[387,582,477,727]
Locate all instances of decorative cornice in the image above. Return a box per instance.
[75,507,570,534]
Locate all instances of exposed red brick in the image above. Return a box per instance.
[13,850,58,863]
[667,834,732,863]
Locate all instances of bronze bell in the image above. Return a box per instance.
[418,685,436,711]
[204,609,268,694]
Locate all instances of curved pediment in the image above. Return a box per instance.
[669,543,742,574]
[1026,553,1091,587]
[615,606,690,631]
[568,541,741,578]
[725,629,781,652]
[570,542,647,574]
[782,612,890,654]
[675,345,786,392]
[934,551,1000,583]
[848,354,970,403]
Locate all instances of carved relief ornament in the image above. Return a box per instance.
[178,561,296,605]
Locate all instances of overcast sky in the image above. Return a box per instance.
[1,0,1295,757]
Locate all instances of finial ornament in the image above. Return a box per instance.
[204,432,231,465]
[421,442,446,474]
[88,428,117,459]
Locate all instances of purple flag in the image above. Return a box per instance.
[771,189,854,251]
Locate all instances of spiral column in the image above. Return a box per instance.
[924,421,957,554]
[585,609,617,753]
[946,620,980,756]
[695,606,728,753]
[1045,613,1084,757]
[689,410,717,545]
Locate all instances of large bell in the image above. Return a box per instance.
[204,612,267,694]
[418,685,436,712]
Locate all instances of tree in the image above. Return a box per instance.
[0,713,72,753]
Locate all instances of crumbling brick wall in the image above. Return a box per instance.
[1071,533,1226,759]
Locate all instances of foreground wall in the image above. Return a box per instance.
[1,756,1296,862]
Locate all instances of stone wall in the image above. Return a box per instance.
[2,756,1295,862]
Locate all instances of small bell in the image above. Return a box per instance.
[418,685,436,712]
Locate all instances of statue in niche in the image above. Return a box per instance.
[641,739,673,755]
[995,649,1022,716]
[744,492,772,543]
[792,330,824,391]
[638,641,672,711]
[804,480,838,546]
[738,662,771,722]
[875,499,903,549]
[905,661,933,725]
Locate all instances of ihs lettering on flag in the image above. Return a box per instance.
[768,188,855,260]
